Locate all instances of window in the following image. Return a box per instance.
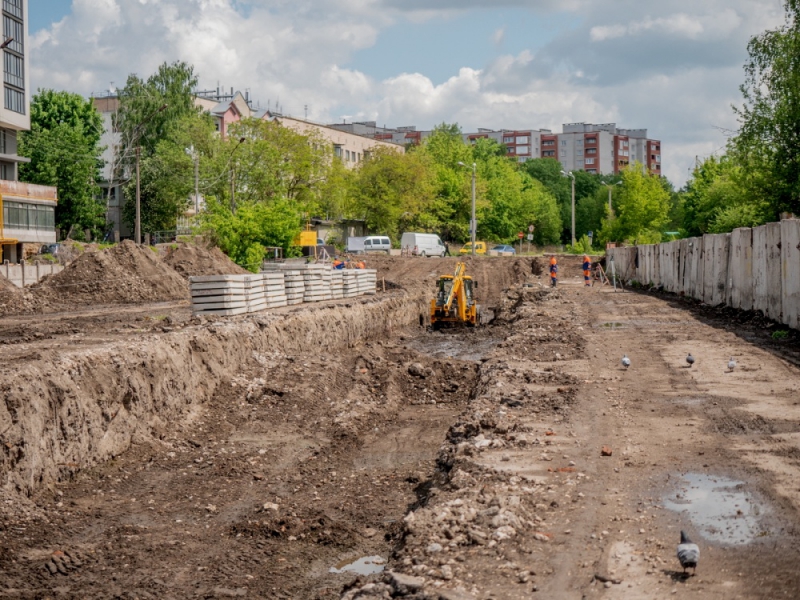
[517,145,529,155]
[542,140,555,147]
[503,136,514,143]
[586,137,596,144]
[334,145,343,158]
[516,136,529,144]
[561,140,567,146]
[3,0,22,19]
[577,159,584,167]
[4,86,23,114]
[0,161,9,179]
[1,201,54,230]
[0,129,5,154]
[576,149,583,156]
[3,15,23,54]
[587,169,597,174]
[3,52,23,89]
[586,148,596,155]
[560,150,566,157]
[543,150,555,157]
[507,147,515,154]
[585,158,595,165]
[346,150,351,161]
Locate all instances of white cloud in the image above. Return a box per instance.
[29,0,788,185]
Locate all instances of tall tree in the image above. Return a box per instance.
[598,163,670,244]
[732,0,800,217]
[19,90,105,236]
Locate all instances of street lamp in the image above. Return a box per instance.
[229,137,247,213]
[561,170,576,246]
[457,161,477,255]
[134,103,168,244]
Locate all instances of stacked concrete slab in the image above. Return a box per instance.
[283,270,305,305]
[302,264,332,302]
[342,270,359,297]
[356,269,378,295]
[190,274,261,317]
[330,270,344,299]
[263,272,288,308]
[606,219,800,331]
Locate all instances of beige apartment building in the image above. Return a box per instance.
[1,0,59,262]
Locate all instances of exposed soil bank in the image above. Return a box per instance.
[0,293,423,497]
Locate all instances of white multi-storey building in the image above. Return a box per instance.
[1,0,58,263]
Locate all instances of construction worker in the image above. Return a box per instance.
[332,259,345,269]
[549,256,558,288]
[583,255,592,287]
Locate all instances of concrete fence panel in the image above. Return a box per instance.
[781,219,800,329]
[753,222,782,320]
[702,234,717,305]
[712,234,731,307]
[689,237,704,301]
[728,228,754,311]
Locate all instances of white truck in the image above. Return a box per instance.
[400,232,446,257]
[346,236,391,254]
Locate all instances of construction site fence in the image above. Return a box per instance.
[1,259,64,288]
[606,219,800,330]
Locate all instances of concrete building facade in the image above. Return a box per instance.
[1,0,59,262]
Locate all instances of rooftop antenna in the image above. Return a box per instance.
[304,104,308,120]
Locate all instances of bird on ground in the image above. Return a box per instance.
[677,530,700,575]
[621,355,631,369]
[728,357,737,372]
[686,353,695,368]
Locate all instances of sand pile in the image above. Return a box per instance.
[0,274,25,314]
[32,240,189,306]
[162,243,248,278]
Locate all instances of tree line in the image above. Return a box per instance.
[17,1,800,268]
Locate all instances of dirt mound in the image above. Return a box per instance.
[0,274,24,314]
[32,240,189,306]
[162,243,248,278]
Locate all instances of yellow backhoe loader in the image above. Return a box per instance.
[430,262,479,330]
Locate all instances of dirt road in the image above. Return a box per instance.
[2,257,800,599]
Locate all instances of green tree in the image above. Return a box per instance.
[199,197,302,271]
[599,164,671,244]
[19,89,105,236]
[732,0,800,217]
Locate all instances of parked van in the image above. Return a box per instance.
[459,241,487,255]
[400,232,446,258]
[362,236,391,254]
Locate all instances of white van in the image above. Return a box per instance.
[362,236,391,254]
[400,232,446,258]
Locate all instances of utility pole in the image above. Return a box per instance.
[194,150,200,215]
[562,170,576,246]
[458,161,477,255]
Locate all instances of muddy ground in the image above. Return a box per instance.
[2,255,800,599]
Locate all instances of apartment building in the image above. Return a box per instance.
[332,120,662,177]
[1,0,59,262]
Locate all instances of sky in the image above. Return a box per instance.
[29,0,788,186]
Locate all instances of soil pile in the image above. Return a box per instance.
[0,274,25,314]
[32,240,189,306]
[162,243,248,278]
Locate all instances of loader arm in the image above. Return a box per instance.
[442,262,466,313]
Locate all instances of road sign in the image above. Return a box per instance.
[517,231,524,239]
[526,234,533,241]
[528,224,535,233]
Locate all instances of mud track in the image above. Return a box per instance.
[3,257,800,599]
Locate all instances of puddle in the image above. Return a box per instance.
[663,473,768,545]
[405,332,502,361]
[329,555,386,575]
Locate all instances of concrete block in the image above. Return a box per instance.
[781,219,800,329]
[728,228,754,311]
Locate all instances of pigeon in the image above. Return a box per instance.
[677,530,699,575]
[621,355,631,369]
[728,357,736,372]
[686,353,695,368]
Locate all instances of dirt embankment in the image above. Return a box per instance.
[162,242,249,279]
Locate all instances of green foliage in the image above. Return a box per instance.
[198,197,302,272]
[598,163,670,244]
[732,0,800,218]
[19,89,106,235]
[772,329,789,340]
[567,235,594,255]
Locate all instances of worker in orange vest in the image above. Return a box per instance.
[549,256,558,288]
[583,255,592,287]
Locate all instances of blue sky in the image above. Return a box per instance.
[29,0,787,185]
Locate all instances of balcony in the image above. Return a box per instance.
[1,180,58,203]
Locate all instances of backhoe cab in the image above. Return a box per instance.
[430,262,479,330]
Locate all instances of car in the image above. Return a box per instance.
[459,241,488,255]
[491,244,516,255]
[39,243,62,256]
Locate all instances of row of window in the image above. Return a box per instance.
[503,135,530,144]
[3,201,56,230]
[333,146,364,162]
[3,15,22,54]
[2,6,24,115]
[2,0,21,19]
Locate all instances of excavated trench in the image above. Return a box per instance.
[0,261,536,599]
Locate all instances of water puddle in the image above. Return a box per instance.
[405,332,502,361]
[663,473,767,545]
[329,555,386,575]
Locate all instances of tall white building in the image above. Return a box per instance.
[1,0,59,263]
